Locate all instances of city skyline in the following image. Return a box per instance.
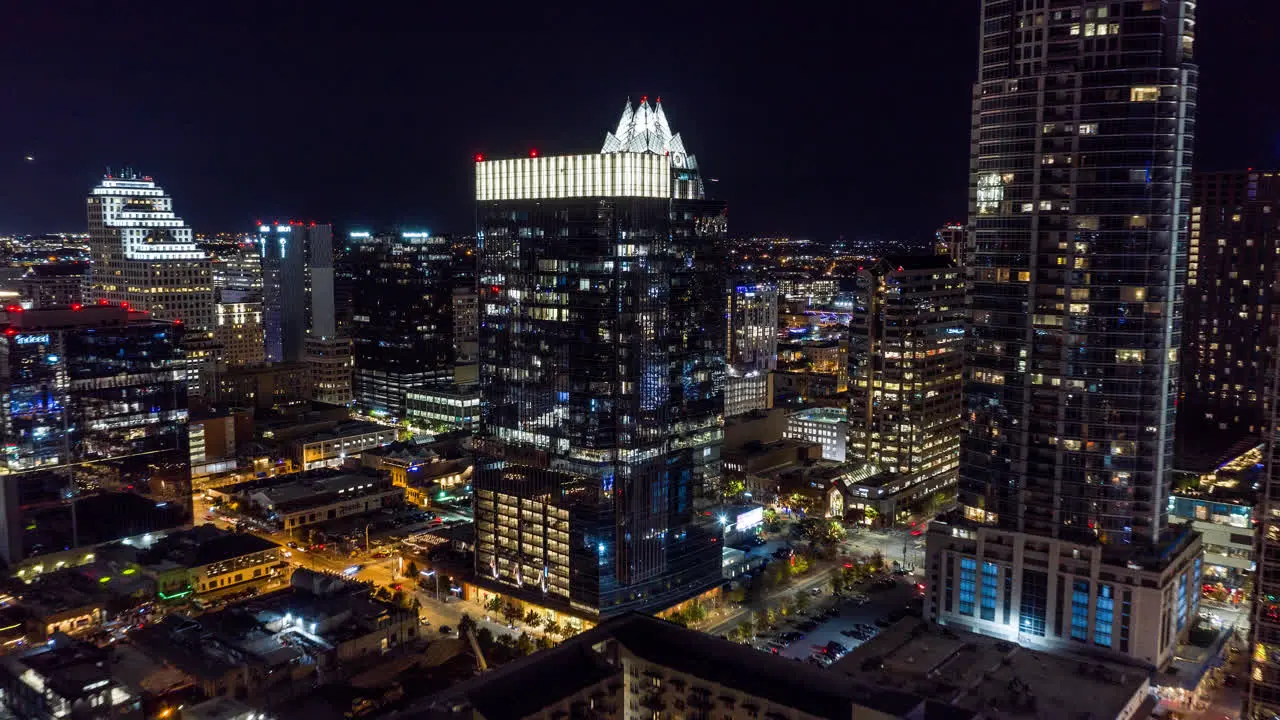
[3,3,1276,242]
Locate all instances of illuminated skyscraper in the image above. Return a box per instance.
[926,0,1202,669]
[1177,171,1280,466]
[0,305,189,567]
[348,230,454,417]
[473,98,727,617]
[259,222,334,364]
[847,257,963,517]
[85,172,215,392]
[724,280,777,417]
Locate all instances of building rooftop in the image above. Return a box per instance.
[251,473,396,513]
[790,406,847,424]
[408,613,936,720]
[831,618,1148,720]
[140,524,278,568]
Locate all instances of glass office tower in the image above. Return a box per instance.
[347,230,455,418]
[0,306,189,566]
[926,0,1201,669]
[473,98,727,617]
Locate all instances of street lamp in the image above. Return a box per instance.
[421,570,439,601]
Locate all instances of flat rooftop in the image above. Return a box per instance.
[831,618,1148,720]
[790,406,847,424]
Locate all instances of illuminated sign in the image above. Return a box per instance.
[275,225,290,233]
[15,334,50,345]
[401,231,433,238]
[258,225,271,233]
[736,506,764,531]
[349,231,371,239]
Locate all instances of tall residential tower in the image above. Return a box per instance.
[472,98,727,618]
[926,0,1202,669]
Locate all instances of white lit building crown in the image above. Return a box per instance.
[90,175,205,261]
[476,97,704,202]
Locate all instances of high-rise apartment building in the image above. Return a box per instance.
[847,257,963,516]
[1178,171,1280,466]
[934,222,966,264]
[0,305,189,567]
[725,281,778,417]
[85,172,215,393]
[473,98,727,618]
[1248,309,1280,720]
[926,0,1202,669]
[348,230,454,417]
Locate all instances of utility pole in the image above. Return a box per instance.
[365,524,371,554]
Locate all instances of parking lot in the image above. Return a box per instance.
[751,575,918,666]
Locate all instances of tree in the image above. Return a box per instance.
[391,589,407,608]
[475,627,495,649]
[763,507,783,533]
[725,587,746,604]
[753,611,771,635]
[544,620,562,638]
[536,635,556,651]
[501,603,521,625]
[868,551,885,573]
[516,632,536,656]
[724,477,746,502]
[686,602,708,624]
[737,620,754,640]
[830,568,846,596]
[484,595,503,614]
[523,609,540,626]
[794,590,810,614]
[458,613,477,637]
[406,561,419,578]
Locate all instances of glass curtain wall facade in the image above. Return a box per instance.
[0,307,189,566]
[348,231,455,417]
[926,0,1203,669]
[960,0,1197,546]
[474,98,727,617]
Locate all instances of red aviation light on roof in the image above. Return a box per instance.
[475,153,484,162]
[5,305,20,313]
[71,303,83,311]
[98,299,109,306]
[2,328,14,336]
[529,149,539,158]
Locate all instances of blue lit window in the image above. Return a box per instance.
[1070,579,1090,642]
[958,558,976,616]
[1094,584,1113,647]
[980,562,998,621]
[1176,574,1188,631]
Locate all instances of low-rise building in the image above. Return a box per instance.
[139,525,288,600]
[289,420,396,470]
[130,571,420,706]
[826,461,957,527]
[830,617,1153,720]
[785,406,847,462]
[247,474,404,533]
[0,634,143,719]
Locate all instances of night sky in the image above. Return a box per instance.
[3,2,1278,242]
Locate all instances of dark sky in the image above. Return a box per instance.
[3,2,1277,241]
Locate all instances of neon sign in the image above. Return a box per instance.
[15,334,50,345]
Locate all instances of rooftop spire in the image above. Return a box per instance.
[601,96,695,166]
